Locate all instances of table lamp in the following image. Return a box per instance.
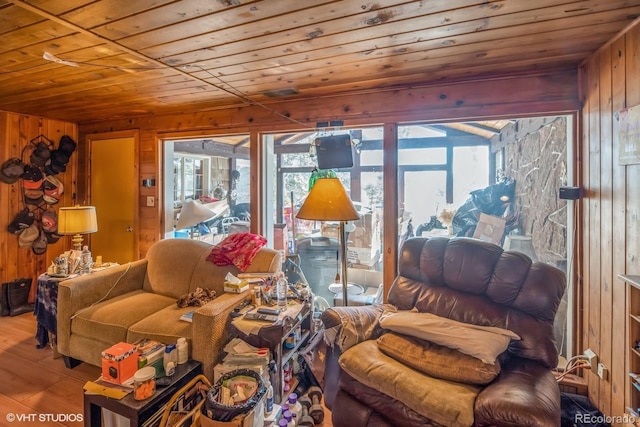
[58,205,98,251]
[296,177,360,306]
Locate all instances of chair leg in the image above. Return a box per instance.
[62,355,82,369]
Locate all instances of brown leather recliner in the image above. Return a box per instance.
[321,236,566,427]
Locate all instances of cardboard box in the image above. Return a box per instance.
[321,223,340,239]
[347,247,380,266]
[224,282,249,293]
[472,213,506,245]
[101,342,138,384]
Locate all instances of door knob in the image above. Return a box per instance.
[126,226,133,232]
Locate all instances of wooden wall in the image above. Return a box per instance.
[0,112,77,289]
[579,21,640,419]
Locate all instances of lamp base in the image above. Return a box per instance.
[71,234,84,251]
[339,221,349,306]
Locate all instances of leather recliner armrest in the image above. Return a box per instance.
[320,304,394,409]
[320,303,394,350]
[474,357,561,427]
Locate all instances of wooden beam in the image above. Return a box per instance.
[174,140,249,158]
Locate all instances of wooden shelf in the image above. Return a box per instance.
[621,274,640,419]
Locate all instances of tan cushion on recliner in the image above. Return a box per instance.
[339,340,479,427]
[377,332,501,385]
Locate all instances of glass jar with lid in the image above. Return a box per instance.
[133,366,156,400]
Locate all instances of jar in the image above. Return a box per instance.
[176,338,188,365]
[133,366,156,400]
[284,333,296,349]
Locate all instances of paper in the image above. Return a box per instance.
[225,272,242,284]
[83,380,130,399]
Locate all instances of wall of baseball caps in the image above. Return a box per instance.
[0,111,78,290]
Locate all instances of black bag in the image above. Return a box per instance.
[0,278,33,316]
[0,283,9,316]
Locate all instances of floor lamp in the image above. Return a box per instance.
[296,177,360,306]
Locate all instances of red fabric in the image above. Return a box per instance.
[206,233,267,272]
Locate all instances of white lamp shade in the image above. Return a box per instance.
[176,199,228,229]
[58,206,98,235]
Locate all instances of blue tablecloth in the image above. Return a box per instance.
[34,274,66,348]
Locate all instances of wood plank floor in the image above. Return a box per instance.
[0,312,98,426]
[0,312,333,426]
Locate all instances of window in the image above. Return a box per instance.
[173,155,208,204]
[266,128,385,309]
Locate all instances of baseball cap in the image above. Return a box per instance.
[24,188,44,205]
[32,227,48,255]
[41,210,57,233]
[45,231,61,244]
[43,175,63,204]
[59,135,77,156]
[22,164,44,190]
[30,141,52,167]
[7,208,35,234]
[18,223,39,248]
[0,158,25,184]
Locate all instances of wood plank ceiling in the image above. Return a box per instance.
[0,0,639,125]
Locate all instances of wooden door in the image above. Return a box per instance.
[89,133,138,263]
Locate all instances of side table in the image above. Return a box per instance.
[34,273,71,350]
[84,359,202,427]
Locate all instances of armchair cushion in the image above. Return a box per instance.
[377,332,501,385]
[379,310,519,364]
[71,290,175,347]
[339,340,479,427]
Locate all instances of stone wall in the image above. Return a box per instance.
[504,116,568,267]
[503,116,569,357]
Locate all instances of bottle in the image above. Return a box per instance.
[176,337,188,364]
[278,419,288,427]
[283,410,295,427]
[163,344,177,376]
[276,272,288,309]
[263,379,274,416]
[81,246,93,273]
[288,393,302,424]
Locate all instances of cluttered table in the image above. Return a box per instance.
[83,360,203,427]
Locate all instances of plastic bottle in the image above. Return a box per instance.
[278,419,288,427]
[176,337,188,364]
[163,344,177,376]
[276,272,288,309]
[81,246,92,273]
[283,410,295,427]
[288,393,302,424]
[263,379,274,416]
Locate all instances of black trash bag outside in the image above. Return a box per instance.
[203,369,266,422]
[451,178,518,238]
